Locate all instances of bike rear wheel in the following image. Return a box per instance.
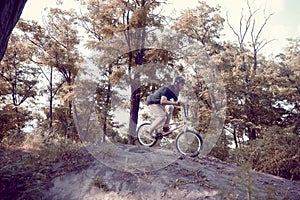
[176,130,203,157]
[137,123,157,147]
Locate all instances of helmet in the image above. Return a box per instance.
[173,75,186,84]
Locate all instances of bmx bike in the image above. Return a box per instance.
[136,104,203,157]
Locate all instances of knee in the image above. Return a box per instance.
[159,115,167,122]
[163,115,168,121]
[166,105,174,113]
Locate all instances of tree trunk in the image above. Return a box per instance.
[0,0,27,61]
[249,128,257,140]
[248,94,257,140]
[293,114,300,135]
[125,0,146,144]
[253,49,257,74]
[127,48,145,144]
[49,66,53,130]
[103,82,111,142]
[233,129,238,148]
[128,89,141,144]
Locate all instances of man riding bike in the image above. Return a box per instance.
[145,75,186,138]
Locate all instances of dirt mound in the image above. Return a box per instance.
[44,143,300,200]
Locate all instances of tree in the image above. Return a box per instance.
[18,20,57,130]
[77,0,119,141]
[18,8,81,139]
[0,0,27,61]
[226,0,274,140]
[42,8,82,139]
[124,0,163,144]
[276,38,300,134]
[172,1,224,48]
[171,1,225,134]
[78,0,172,144]
[0,33,38,139]
[226,0,274,77]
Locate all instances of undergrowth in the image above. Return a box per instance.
[227,127,300,181]
[0,134,94,200]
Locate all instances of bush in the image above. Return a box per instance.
[227,126,300,180]
[0,104,29,142]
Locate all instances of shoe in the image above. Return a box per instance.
[163,126,170,133]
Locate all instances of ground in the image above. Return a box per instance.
[43,143,300,200]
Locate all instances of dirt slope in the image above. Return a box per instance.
[44,143,300,200]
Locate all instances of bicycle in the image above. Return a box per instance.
[136,104,203,157]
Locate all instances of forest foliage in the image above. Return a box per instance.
[0,0,299,181]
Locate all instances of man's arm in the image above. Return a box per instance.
[160,96,181,106]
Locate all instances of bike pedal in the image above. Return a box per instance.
[155,133,163,139]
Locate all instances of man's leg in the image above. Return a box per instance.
[164,105,174,125]
[163,105,174,132]
[148,104,167,135]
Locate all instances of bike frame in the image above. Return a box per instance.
[157,104,189,138]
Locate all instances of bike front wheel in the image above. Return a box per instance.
[137,123,157,147]
[176,130,203,157]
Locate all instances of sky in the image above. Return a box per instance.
[20,0,300,57]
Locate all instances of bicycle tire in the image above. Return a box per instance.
[176,130,203,157]
[137,122,157,147]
